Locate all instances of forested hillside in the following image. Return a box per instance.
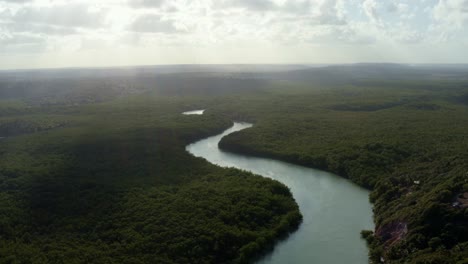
[1,64,468,263]
[217,77,468,263]
[0,95,301,263]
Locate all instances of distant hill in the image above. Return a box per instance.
[1,64,468,106]
[261,63,468,84]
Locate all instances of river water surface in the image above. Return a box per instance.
[186,122,374,264]
[182,109,205,115]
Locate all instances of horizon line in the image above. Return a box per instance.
[2,62,468,72]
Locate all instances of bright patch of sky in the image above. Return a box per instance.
[0,0,467,69]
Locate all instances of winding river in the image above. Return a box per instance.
[186,122,374,264]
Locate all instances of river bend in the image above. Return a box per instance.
[186,122,374,264]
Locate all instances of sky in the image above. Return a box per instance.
[0,0,468,69]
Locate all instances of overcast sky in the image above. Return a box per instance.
[0,0,467,69]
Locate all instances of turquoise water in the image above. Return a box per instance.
[186,122,374,264]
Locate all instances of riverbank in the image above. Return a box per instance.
[208,84,468,263]
[218,123,468,263]
[0,98,302,264]
[188,122,373,263]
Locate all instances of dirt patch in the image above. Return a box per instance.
[453,192,468,209]
[375,221,408,247]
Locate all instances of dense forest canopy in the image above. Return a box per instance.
[0,64,467,263]
[0,82,302,263]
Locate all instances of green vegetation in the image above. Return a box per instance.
[0,95,301,263]
[1,65,468,263]
[215,80,468,263]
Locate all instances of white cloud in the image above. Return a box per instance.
[0,0,32,3]
[0,21,77,35]
[129,14,186,34]
[218,0,277,11]
[433,0,468,28]
[0,32,47,53]
[10,4,105,28]
[129,0,166,9]
[0,0,466,68]
[362,0,380,24]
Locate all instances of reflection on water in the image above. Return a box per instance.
[186,122,374,264]
[182,109,205,115]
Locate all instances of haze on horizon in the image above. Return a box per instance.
[0,0,467,70]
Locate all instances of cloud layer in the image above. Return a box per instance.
[0,0,467,69]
